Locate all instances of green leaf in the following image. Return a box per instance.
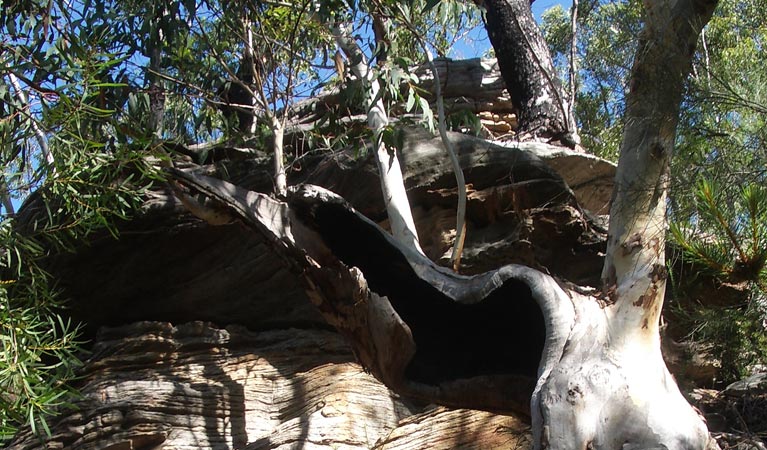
[406,89,416,112]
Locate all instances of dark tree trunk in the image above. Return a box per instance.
[146,7,167,140]
[482,0,577,146]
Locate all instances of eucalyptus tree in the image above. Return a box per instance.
[541,0,767,381]
[481,0,724,445]
[197,0,333,196]
[1,0,732,447]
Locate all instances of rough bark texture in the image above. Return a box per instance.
[482,0,576,145]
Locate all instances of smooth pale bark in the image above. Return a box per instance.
[604,0,719,348]
[533,0,720,448]
[482,0,579,146]
[433,55,468,271]
[244,18,286,197]
[420,52,468,270]
[332,23,422,253]
[8,73,54,169]
[271,116,287,197]
[244,21,259,136]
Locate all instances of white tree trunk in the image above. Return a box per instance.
[567,0,579,137]
[533,0,720,448]
[272,116,287,197]
[533,294,713,449]
[332,23,422,254]
[0,175,14,215]
[8,73,54,170]
[421,47,468,271]
[244,18,287,198]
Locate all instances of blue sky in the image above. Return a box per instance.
[533,0,571,19]
[449,0,571,59]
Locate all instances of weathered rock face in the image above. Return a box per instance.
[287,58,517,140]
[51,128,612,337]
[9,321,407,449]
[7,322,532,450]
[292,128,611,284]
[14,63,615,448]
[51,215,326,337]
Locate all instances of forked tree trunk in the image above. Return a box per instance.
[533,0,720,448]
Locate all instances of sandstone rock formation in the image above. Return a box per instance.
[8,322,532,449]
[9,58,615,449]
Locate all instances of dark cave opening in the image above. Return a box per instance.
[305,200,547,385]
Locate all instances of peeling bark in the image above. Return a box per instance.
[534,0,721,448]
